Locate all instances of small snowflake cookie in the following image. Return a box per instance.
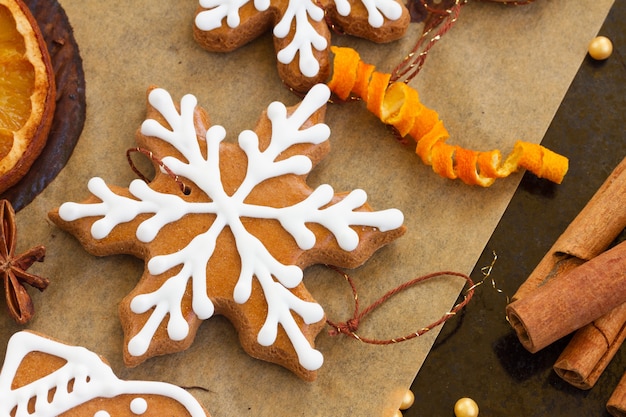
[193,0,410,92]
[0,331,210,417]
[49,84,405,381]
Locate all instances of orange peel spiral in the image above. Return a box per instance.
[327,46,569,187]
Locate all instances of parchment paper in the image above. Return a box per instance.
[3,0,614,416]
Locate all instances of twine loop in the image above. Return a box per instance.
[126,147,191,194]
[326,267,476,345]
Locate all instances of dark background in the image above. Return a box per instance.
[406,1,626,416]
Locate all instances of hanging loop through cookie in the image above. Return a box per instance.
[326,267,475,344]
[126,147,191,195]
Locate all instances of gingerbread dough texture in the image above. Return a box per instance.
[49,84,406,381]
[193,0,410,92]
[0,331,211,416]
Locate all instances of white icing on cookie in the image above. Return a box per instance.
[333,0,402,27]
[197,0,402,78]
[0,331,208,417]
[196,0,327,78]
[130,397,148,414]
[58,84,404,372]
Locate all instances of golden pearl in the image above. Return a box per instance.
[391,409,403,417]
[454,397,479,417]
[588,36,613,60]
[399,389,415,410]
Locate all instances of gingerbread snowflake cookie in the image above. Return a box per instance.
[193,0,410,92]
[0,331,210,416]
[49,84,405,381]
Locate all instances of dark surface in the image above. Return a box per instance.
[407,1,626,416]
[1,0,86,212]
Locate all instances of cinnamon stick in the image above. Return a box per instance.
[512,157,626,301]
[553,301,626,389]
[506,240,626,353]
[607,371,626,417]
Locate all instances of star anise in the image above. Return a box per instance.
[0,199,48,324]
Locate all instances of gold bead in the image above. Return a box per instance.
[399,389,415,410]
[392,409,403,417]
[588,36,613,60]
[454,397,479,417]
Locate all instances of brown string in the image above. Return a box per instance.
[391,0,464,84]
[126,147,190,194]
[391,0,537,84]
[485,0,536,5]
[326,267,475,344]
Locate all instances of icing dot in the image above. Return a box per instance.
[299,348,324,371]
[130,397,148,415]
[128,334,150,356]
[94,412,111,417]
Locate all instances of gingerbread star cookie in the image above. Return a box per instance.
[49,83,405,381]
[0,331,210,416]
[193,0,410,92]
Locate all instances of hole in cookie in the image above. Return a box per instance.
[181,183,191,195]
[127,147,156,182]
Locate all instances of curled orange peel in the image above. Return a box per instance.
[327,46,569,187]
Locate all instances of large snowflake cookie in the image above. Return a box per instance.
[193,0,410,92]
[0,331,210,416]
[49,83,405,381]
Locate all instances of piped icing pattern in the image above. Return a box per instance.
[0,331,209,417]
[52,84,405,379]
[196,0,328,78]
[193,0,409,91]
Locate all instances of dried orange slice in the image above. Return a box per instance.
[0,0,55,193]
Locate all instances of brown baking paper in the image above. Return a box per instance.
[1,0,614,416]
